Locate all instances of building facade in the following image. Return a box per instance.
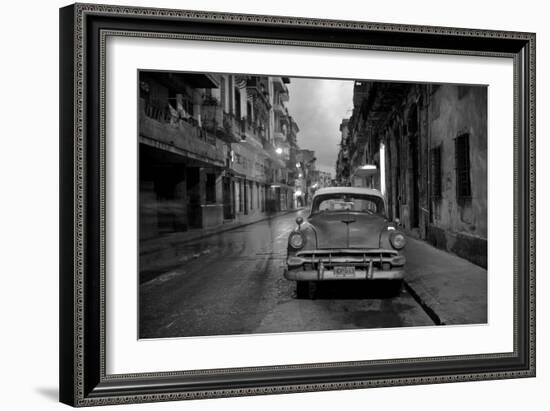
[295,149,317,206]
[139,72,300,240]
[317,171,333,189]
[335,118,351,185]
[337,81,488,267]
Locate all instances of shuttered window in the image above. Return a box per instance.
[455,133,471,200]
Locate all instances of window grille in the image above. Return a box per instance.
[455,133,471,200]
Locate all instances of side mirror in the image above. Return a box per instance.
[296,216,303,229]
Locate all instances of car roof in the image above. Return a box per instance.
[312,187,384,198]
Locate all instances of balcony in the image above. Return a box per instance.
[273,130,286,142]
[222,112,246,143]
[246,78,271,108]
[262,139,275,153]
[201,103,222,132]
[201,104,244,144]
[140,101,225,167]
[242,119,266,148]
[272,77,289,94]
[273,101,286,114]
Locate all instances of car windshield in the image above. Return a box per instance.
[311,194,385,216]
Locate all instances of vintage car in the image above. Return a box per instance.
[284,187,407,298]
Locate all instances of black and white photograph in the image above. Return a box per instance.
[138,71,488,339]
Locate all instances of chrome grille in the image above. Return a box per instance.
[295,249,399,270]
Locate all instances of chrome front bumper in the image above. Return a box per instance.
[284,267,404,281]
[284,248,405,281]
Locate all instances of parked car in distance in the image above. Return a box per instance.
[284,187,407,299]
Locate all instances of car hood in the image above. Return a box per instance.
[308,212,386,249]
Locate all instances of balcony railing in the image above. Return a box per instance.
[223,112,246,142]
[140,118,225,167]
[262,138,275,152]
[201,104,223,133]
[273,102,286,114]
[201,104,244,144]
[141,98,218,147]
[273,130,286,142]
[143,99,171,123]
[246,78,271,108]
[243,120,269,147]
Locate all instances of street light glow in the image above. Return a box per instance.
[359,164,377,170]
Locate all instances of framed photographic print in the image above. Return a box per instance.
[59,3,536,407]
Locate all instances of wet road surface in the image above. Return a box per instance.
[139,209,435,338]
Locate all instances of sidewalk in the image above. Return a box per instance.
[140,209,299,279]
[402,236,487,325]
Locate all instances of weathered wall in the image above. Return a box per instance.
[378,84,487,267]
[429,84,488,238]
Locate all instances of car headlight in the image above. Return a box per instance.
[288,232,305,249]
[390,231,406,249]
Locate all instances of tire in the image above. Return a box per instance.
[296,281,310,299]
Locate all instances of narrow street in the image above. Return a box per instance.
[137,73,489,340]
[139,210,436,339]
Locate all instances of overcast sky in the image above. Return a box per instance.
[286,77,355,177]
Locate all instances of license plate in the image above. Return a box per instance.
[333,266,355,278]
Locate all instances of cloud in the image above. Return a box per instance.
[286,77,354,177]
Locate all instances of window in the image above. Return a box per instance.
[455,133,471,200]
[312,194,384,216]
[206,173,216,203]
[431,145,442,198]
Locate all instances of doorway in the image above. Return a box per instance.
[186,167,202,228]
[222,176,233,220]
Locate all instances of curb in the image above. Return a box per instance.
[403,280,446,326]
